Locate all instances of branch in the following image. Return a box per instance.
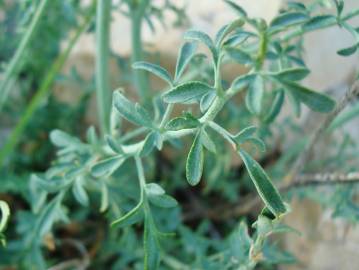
[287,80,359,184]
[186,171,359,222]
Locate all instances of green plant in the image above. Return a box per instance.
[1,0,359,269]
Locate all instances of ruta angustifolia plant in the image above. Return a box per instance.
[2,0,359,269]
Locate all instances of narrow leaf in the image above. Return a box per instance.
[238,149,286,217]
[215,19,245,47]
[165,114,200,131]
[270,67,310,81]
[91,155,125,178]
[175,42,197,81]
[186,131,204,186]
[0,201,10,233]
[184,30,217,63]
[264,89,284,123]
[111,197,143,229]
[72,177,89,207]
[246,75,264,115]
[225,47,252,65]
[233,126,257,144]
[270,12,308,30]
[200,90,216,113]
[337,44,358,56]
[148,194,178,208]
[281,81,335,113]
[224,0,247,17]
[200,129,217,153]
[145,183,165,196]
[113,91,153,127]
[163,81,213,104]
[231,73,256,93]
[133,61,172,86]
[302,15,337,31]
[144,216,160,270]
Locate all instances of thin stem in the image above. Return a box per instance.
[0,5,96,168]
[96,0,112,135]
[0,0,51,112]
[287,80,359,184]
[135,155,146,189]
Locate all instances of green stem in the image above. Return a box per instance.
[0,0,51,112]
[130,0,150,103]
[0,4,96,168]
[96,0,112,135]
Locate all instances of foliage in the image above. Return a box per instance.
[1,0,359,269]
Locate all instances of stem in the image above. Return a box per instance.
[96,0,112,135]
[286,80,359,183]
[130,0,150,103]
[0,0,51,112]
[0,5,96,168]
[159,104,174,129]
[135,155,146,189]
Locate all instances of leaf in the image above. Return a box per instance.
[264,89,284,123]
[186,131,204,186]
[200,129,216,153]
[36,194,63,239]
[224,0,247,17]
[113,91,153,127]
[270,67,310,81]
[165,113,200,131]
[140,132,158,156]
[337,43,358,56]
[0,201,10,233]
[105,135,123,154]
[302,15,337,31]
[225,47,252,65]
[229,221,252,265]
[200,90,216,113]
[270,12,308,31]
[91,155,126,178]
[145,183,165,196]
[133,61,172,86]
[162,81,213,104]
[224,31,255,47]
[148,194,178,208]
[231,73,256,92]
[280,81,336,113]
[72,177,89,207]
[144,215,160,270]
[86,126,98,145]
[215,18,245,47]
[111,196,144,229]
[50,130,81,148]
[100,182,109,213]
[184,30,218,63]
[246,75,264,115]
[238,149,287,217]
[175,42,197,82]
[233,126,257,144]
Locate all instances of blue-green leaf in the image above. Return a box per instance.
[163,81,213,104]
[233,126,257,144]
[133,61,173,86]
[225,47,253,65]
[91,155,126,178]
[175,42,197,82]
[238,149,287,217]
[113,91,153,127]
[165,113,200,131]
[215,18,245,47]
[148,194,178,208]
[72,177,89,207]
[0,201,10,233]
[280,81,336,113]
[270,67,310,81]
[200,129,216,153]
[111,197,144,229]
[186,131,204,186]
[184,30,218,63]
[337,43,358,56]
[302,15,336,31]
[224,0,247,17]
[144,216,160,270]
[231,73,256,93]
[246,75,264,115]
[270,12,308,30]
[264,89,284,124]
